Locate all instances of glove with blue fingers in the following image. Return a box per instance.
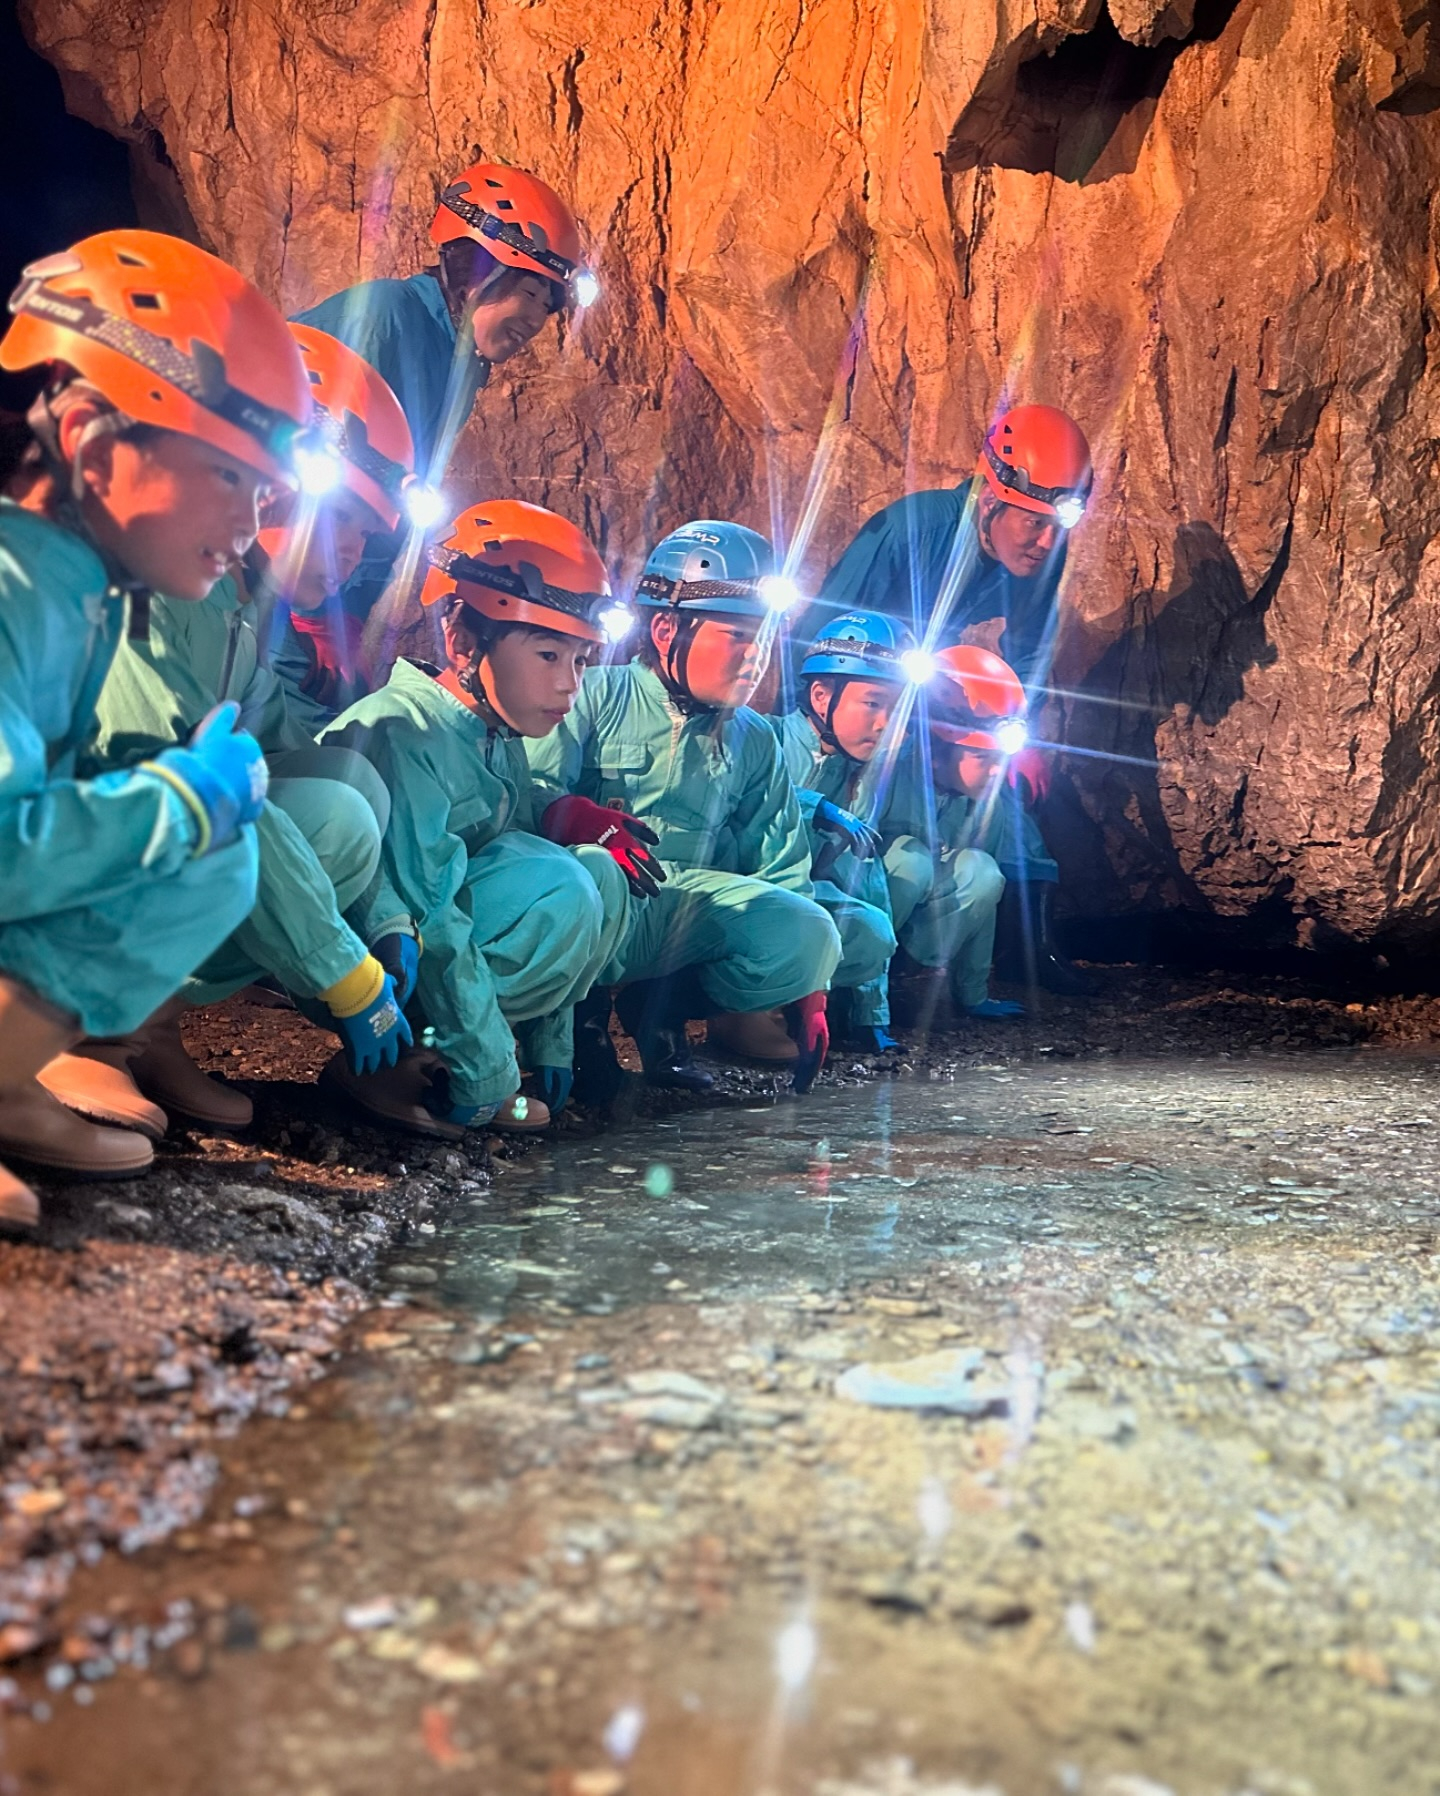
[964,997,1026,1019]
[373,932,421,1007]
[141,701,268,855]
[859,1023,902,1053]
[812,798,881,860]
[533,1066,574,1115]
[322,957,413,1075]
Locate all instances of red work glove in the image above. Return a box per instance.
[540,795,668,900]
[785,992,829,1095]
[1007,747,1051,807]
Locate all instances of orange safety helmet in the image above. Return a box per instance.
[929,644,1028,751]
[431,161,586,302]
[976,404,1093,527]
[420,499,610,643]
[289,324,415,530]
[0,229,312,487]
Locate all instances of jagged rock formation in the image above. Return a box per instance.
[22,0,1440,939]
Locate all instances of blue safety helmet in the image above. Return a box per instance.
[801,611,917,682]
[633,520,805,621]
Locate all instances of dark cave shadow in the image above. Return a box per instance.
[1042,518,1285,923]
[946,0,1240,184]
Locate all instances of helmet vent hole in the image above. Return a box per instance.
[131,292,161,309]
[495,198,515,210]
[484,177,504,189]
[484,538,504,553]
[149,390,163,402]
[308,369,324,385]
[116,250,146,267]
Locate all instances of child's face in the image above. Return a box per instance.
[933,735,1003,799]
[817,677,895,762]
[258,489,384,612]
[477,625,595,737]
[655,614,767,709]
[79,426,275,601]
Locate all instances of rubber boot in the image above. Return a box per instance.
[37,1053,169,1140]
[614,976,714,1095]
[997,885,1097,998]
[63,999,253,1131]
[320,1047,465,1140]
[571,988,627,1108]
[885,952,950,1035]
[705,1009,798,1064]
[490,1092,551,1133]
[0,1160,39,1229]
[0,978,153,1181]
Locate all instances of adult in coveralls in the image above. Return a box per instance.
[877,644,1028,1030]
[320,501,636,1136]
[820,404,1095,992]
[293,161,596,619]
[261,324,419,736]
[761,613,923,1056]
[0,229,313,1222]
[528,520,842,1098]
[41,327,415,1137]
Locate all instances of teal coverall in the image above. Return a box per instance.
[768,709,897,1027]
[0,502,258,1036]
[874,750,1007,1008]
[526,663,842,1010]
[291,274,486,617]
[84,572,387,1005]
[321,660,633,1112]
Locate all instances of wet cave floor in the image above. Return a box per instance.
[8,979,1440,1794]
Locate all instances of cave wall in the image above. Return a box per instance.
[20,0,1440,941]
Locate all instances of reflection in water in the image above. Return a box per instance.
[395,1070,1366,1323]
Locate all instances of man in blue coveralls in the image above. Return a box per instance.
[820,403,1096,993]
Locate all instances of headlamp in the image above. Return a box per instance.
[1053,495,1085,530]
[899,647,937,686]
[402,480,447,530]
[994,718,1029,756]
[572,270,601,310]
[599,602,635,643]
[295,443,343,497]
[757,574,803,614]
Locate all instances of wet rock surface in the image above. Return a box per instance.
[6,974,1440,1790]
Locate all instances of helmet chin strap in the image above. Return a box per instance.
[803,675,849,752]
[656,613,707,715]
[27,383,155,637]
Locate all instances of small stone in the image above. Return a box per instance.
[384,1265,439,1285]
[415,1643,485,1683]
[343,1598,400,1631]
[12,1489,67,1519]
[0,1627,42,1663]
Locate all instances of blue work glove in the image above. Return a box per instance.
[964,998,1026,1019]
[421,1095,501,1129]
[373,932,421,1007]
[534,1066,574,1115]
[813,798,881,860]
[860,1024,901,1053]
[330,972,413,1075]
[141,701,268,855]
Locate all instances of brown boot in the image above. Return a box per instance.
[705,1009,799,1064]
[37,1053,169,1140]
[71,1000,252,1131]
[0,1159,39,1229]
[491,1092,551,1133]
[0,979,153,1181]
[319,1049,466,1140]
